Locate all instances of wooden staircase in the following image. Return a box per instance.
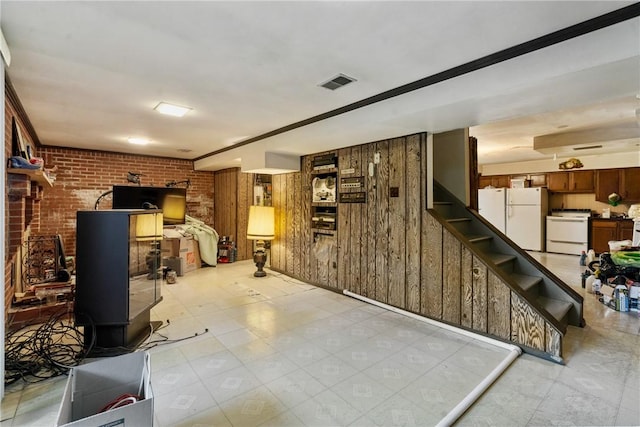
[432,184,584,358]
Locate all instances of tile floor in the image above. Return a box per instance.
[2,253,639,426]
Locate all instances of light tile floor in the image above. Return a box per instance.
[2,253,639,426]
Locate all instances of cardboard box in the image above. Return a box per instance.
[160,237,182,258]
[162,256,185,276]
[56,352,153,427]
[183,238,201,273]
[161,236,201,274]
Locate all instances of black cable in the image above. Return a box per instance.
[5,311,208,386]
[94,190,113,210]
[270,271,312,287]
[138,326,209,351]
[4,309,86,386]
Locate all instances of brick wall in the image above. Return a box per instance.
[5,97,38,316]
[38,147,215,255]
[4,99,10,315]
[5,91,216,320]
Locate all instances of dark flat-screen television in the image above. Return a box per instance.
[112,185,187,225]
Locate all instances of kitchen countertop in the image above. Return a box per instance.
[590,216,634,221]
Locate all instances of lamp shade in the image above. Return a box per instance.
[135,212,163,241]
[247,206,275,240]
[163,194,185,224]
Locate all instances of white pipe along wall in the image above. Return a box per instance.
[342,290,522,427]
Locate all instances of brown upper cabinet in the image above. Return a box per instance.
[570,170,595,192]
[478,174,510,188]
[547,170,594,193]
[479,167,636,198]
[547,172,569,191]
[596,167,640,203]
[621,167,640,202]
[595,168,620,203]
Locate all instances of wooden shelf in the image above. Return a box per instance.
[311,228,335,235]
[8,168,54,188]
[311,168,338,175]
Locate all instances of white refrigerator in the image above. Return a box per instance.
[478,188,506,233]
[506,187,548,251]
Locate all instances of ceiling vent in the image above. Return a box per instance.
[534,121,640,155]
[319,74,357,90]
[573,145,603,151]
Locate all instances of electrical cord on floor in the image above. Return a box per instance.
[83,316,209,354]
[4,309,86,386]
[270,271,313,288]
[138,319,209,351]
[5,312,209,386]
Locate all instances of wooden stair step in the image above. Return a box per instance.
[538,296,572,322]
[433,201,453,217]
[512,273,543,293]
[467,235,492,244]
[447,218,471,223]
[487,253,516,266]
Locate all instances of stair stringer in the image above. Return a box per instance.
[427,209,564,361]
[433,182,584,328]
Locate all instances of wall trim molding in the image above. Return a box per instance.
[195,3,640,162]
[5,74,41,147]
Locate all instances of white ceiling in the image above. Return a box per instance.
[1,1,639,171]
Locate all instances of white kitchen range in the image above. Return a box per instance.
[546,210,591,255]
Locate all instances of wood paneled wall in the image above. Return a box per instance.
[270,132,562,358]
[213,168,255,261]
[271,135,424,302]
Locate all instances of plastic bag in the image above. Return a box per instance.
[611,250,640,268]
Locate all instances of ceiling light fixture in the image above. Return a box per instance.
[154,102,192,117]
[128,137,151,145]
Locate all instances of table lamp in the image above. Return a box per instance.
[247,205,275,277]
[135,212,163,280]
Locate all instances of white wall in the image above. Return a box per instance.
[481,150,640,217]
[480,151,640,176]
[434,128,470,204]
